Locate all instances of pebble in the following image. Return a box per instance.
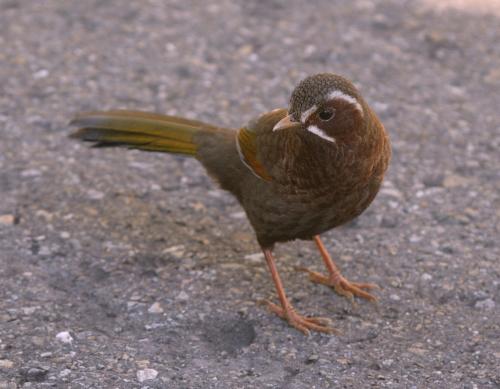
[55,331,73,344]
[409,234,421,243]
[0,381,17,389]
[87,189,105,200]
[136,368,158,382]
[421,273,433,281]
[35,210,53,221]
[380,216,398,228]
[443,174,470,188]
[136,360,150,369]
[21,367,48,382]
[389,294,401,301]
[162,245,185,258]
[380,187,403,199]
[0,359,14,368]
[38,246,52,256]
[147,302,164,314]
[408,346,428,356]
[244,253,264,263]
[22,306,38,315]
[0,214,15,225]
[59,369,71,378]
[306,354,319,364]
[176,291,189,301]
[33,69,49,79]
[21,169,41,177]
[474,298,495,310]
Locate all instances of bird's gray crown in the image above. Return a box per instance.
[289,73,361,121]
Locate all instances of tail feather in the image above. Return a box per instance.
[70,110,216,155]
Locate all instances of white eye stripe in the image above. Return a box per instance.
[300,104,318,123]
[307,125,336,143]
[327,90,363,114]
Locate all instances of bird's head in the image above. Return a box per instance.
[273,73,366,145]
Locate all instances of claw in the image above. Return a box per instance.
[263,300,340,335]
[296,267,378,303]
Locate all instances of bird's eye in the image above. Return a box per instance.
[318,108,335,121]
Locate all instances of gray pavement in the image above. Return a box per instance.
[0,1,499,388]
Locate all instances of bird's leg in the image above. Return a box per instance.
[296,236,378,302]
[261,248,338,335]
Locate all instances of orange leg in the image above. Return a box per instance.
[261,248,338,335]
[296,236,378,302]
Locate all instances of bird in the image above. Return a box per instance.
[70,73,391,335]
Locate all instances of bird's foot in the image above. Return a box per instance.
[262,300,339,335]
[295,267,378,303]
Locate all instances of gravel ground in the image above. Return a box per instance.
[1,1,499,388]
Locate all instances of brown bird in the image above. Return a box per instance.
[70,73,391,334]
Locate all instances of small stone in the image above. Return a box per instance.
[55,331,73,344]
[59,369,71,378]
[422,174,444,187]
[21,367,48,382]
[176,291,189,301]
[38,246,52,256]
[408,346,428,355]
[21,168,41,177]
[231,232,253,242]
[484,67,500,85]
[33,69,49,79]
[409,234,421,243]
[136,368,158,382]
[35,210,53,221]
[380,187,403,199]
[244,253,264,263]
[340,254,353,262]
[162,245,185,258]
[0,359,14,368]
[148,302,164,314]
[87,189,105,200]
[421,273,433,281]
[31,336,44,346]
[306,354,319,364]
[475,298,495,310]
[0,381,17,389]
[380,216,398,228]
[22,306,38,315]
[336,357,350,365]
[136,360,150,368]
[382,359,394,367]
[238,44,254,56]
[60,231,70,239]
[443,174,470,188]
[389,294,401,301]
[0,215,15,225]
[230,212,246,219]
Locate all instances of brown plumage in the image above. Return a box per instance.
[70,73,391,334]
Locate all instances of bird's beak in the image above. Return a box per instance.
[272,114,302,131]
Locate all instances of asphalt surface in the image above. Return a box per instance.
[1,1,499,388]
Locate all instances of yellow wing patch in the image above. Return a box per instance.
[236,127,272,181]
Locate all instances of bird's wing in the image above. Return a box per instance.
[237,127,272,181]
[236,108,288,181]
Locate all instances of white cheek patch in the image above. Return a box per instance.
[300,104,318,123]
[327,90,363,115]
[307,125,336,143]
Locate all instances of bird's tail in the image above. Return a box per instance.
[69,110,218,156]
